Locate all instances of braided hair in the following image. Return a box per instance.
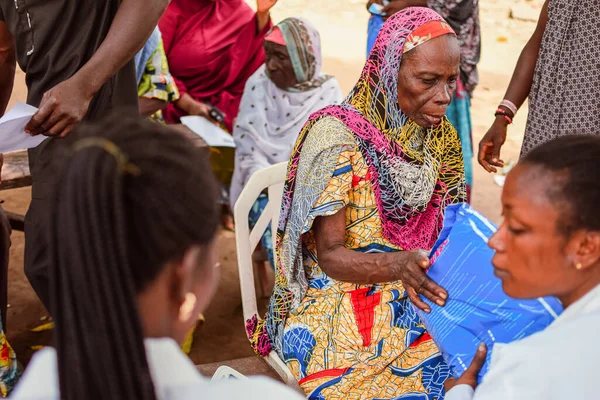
[48,114,220,399]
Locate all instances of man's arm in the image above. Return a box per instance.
[0,21,15,117]
[26,0,169,137]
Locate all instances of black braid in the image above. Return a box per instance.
[48,114,220,399]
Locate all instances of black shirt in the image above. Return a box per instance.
[0,0,138,117]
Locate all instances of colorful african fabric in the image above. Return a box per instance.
[522,0,600,155]
[246,8,466,398]
[134,27,161,86]
[279,117,459,398]
[137,38,180,123]
[0,324,20,397]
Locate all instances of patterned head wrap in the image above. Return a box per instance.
[249,7,466,357]
[267,17,330,92]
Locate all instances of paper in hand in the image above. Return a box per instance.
[0,103,45,153]
[180,116,236,148]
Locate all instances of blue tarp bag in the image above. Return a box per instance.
[414,203,563,381]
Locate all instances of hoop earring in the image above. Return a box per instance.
[179,293,197,323]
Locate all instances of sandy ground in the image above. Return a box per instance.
[1,0,542,369]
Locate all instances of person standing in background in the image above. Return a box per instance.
[0,0,169,314]
[367,0,480,199]
[478,0,600,172]
[159,0,278,132]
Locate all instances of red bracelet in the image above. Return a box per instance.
[495,108,513,124]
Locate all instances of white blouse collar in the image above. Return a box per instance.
[11,338,207,399]
[550,283,600,328]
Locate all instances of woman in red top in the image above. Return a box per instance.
[159,0,277,131]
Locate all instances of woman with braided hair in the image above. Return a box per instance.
[10,115,303,399]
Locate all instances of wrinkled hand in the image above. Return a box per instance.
[444,343,488,392]
[478,118,507,173]
[399,250,447,313]
[25,77,93,138]
[257,0,277,14]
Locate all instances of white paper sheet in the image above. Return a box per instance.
[0,103,45,153]
[180,116,236,148]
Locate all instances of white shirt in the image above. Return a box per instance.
[447,283,600,400]
[10,338,305,400]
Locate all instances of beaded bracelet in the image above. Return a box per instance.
[495,108,513,124]
[499,99,518,117]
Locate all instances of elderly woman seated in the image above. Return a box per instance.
[230,17,343,266]
[247,8,465,398]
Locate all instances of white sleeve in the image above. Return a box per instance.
[446,385,475,400]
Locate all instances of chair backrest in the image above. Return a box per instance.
[233,162,287,327]
[233,162,300,387]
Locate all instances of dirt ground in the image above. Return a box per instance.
[1,0,542,368]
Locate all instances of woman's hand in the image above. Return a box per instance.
[397,250,447,313]
[188,101,212,119]
[444,343,488,392]
[256,0,277,31]
[25,76,94,137]
[175,93,215,121]
[257,0,277,14]
[478,117,507,173]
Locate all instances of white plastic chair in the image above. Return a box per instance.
[211,366,249,381]
[233,162,298,387]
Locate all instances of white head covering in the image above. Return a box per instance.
[230,18,343,206]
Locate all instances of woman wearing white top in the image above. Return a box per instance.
[10,115,303,400]
[445,135,600,399]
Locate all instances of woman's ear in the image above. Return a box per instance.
[571,231,600,271]
[170,246,203,304]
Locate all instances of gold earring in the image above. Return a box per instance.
[575,262,583,270]
[179,293,197,323]
[198,313,206,325]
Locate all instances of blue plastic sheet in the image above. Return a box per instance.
[414,203,563,381]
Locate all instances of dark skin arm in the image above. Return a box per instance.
[0,22,16,182]
[0,22,15,117]
[138,97,167,117]
[25,0,169,137]
[314,208,447,312]
[256,0,277,31]
[478,0,549,173]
